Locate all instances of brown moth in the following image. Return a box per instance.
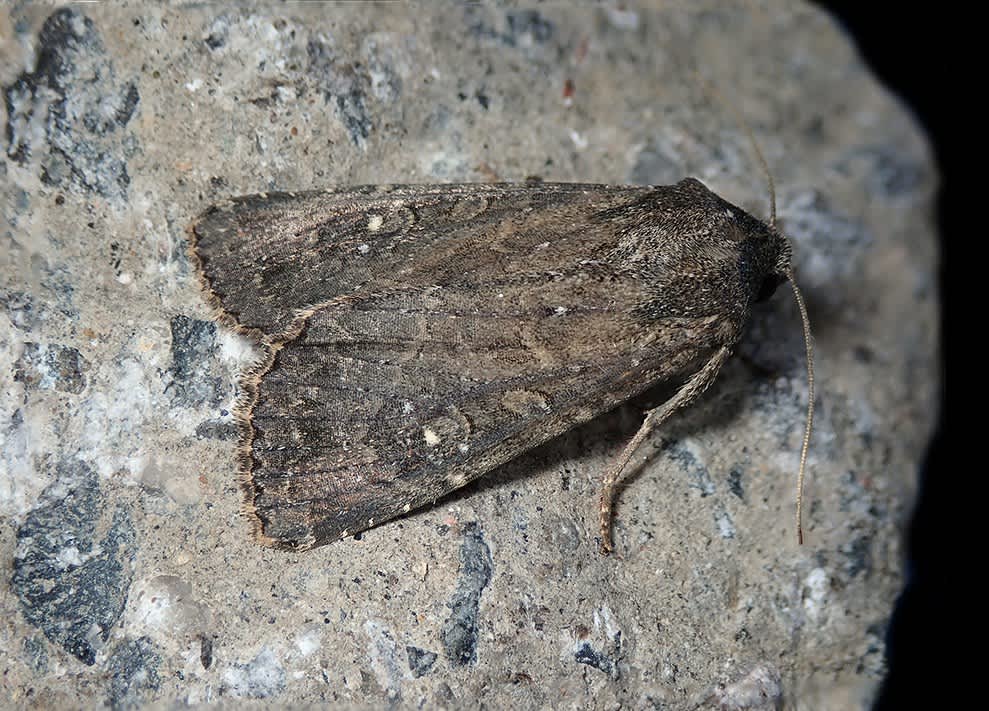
[188,178,813,552]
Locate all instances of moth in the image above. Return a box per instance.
[189,177,813,553]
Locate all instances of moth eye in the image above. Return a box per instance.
[756,273,785,302]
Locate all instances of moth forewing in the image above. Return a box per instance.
[190,179,793,550]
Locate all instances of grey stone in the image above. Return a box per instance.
[199,634,214,670]
[167,315,223,408]
[10,460,136,665]
[222,646,286,699]
[14,341,88,393]
[0,3,938,709]
[574,641,618,678]
[22,635,48,674]
[3,8,139,199]
[105,636,162,710]
[441,522,493,667]
[194,416,238,441]
[406,645,438,678]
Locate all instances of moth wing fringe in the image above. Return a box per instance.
[189,217,425,549]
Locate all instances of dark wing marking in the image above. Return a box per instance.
[244,272,723,549]
[189,183,651,337]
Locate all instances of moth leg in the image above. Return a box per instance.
[599,346,731,554]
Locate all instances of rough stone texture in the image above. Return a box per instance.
[105,636,162,710]
[440,522,493,668]
[0,3,937,709]
[11,460,136,667]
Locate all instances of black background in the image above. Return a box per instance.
[814,4,949,709]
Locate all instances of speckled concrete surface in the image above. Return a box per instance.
[1,3,937,709]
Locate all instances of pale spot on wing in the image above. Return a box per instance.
[447,472,468,488]
[501,389,550,417]
[448,195,489,221]
[423,427,441,446]
[367,214,384,231]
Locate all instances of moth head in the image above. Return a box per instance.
[721,202,791,306]
[752,225,793,302]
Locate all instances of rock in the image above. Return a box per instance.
[10,461,136,666]
[406,645,438,678]
[222,646,286,699]
[14,342,88,393]
[0,3,937,708]
[3,7,139,200]
[441,522,492,667]
[105,636,162,710]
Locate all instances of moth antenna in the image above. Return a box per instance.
[745,121,776,229]
[697,74,806,541]
[787,269,815,545]
[693,73,777,227]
